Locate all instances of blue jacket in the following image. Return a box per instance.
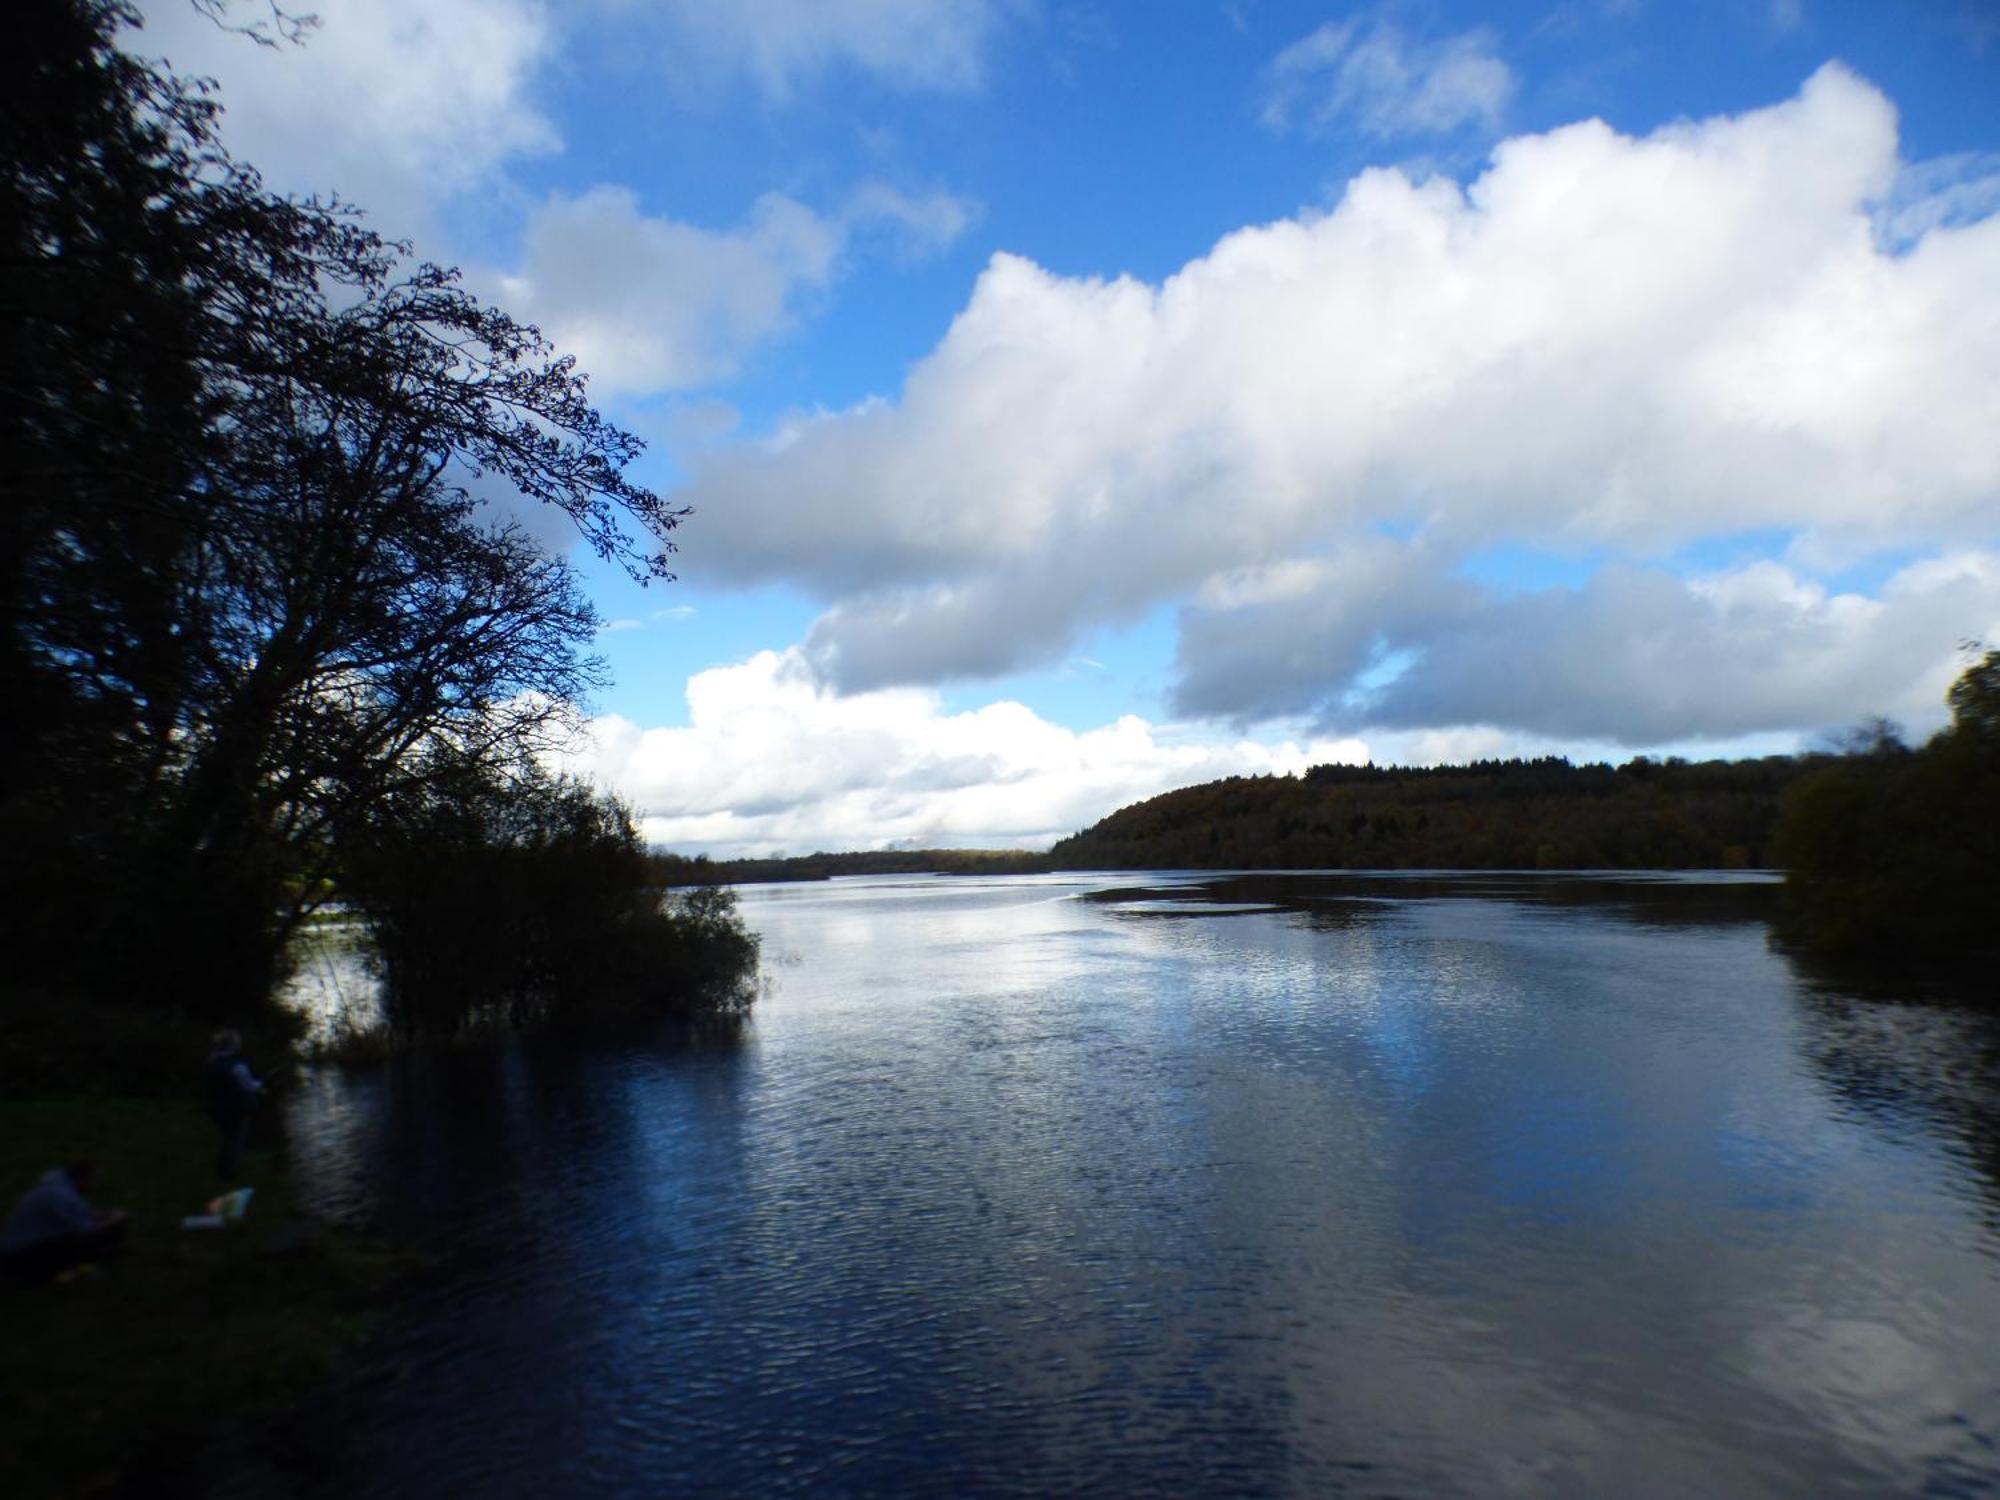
[0,1168,97,1254]
[204,1050,263,1124]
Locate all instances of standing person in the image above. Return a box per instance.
[1,1161,128,1287]
[203,1029,265,1180]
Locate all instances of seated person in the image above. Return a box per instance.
[0,1161,128,1287]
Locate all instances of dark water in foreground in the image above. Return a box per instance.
[263,872,2000,1497]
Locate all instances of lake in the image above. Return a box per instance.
[251,872,2000,1497]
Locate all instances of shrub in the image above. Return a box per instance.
[339,760,758,1041]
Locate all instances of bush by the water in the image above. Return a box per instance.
[341,761,757,1040]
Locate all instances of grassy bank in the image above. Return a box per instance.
[0,1097,400,1499]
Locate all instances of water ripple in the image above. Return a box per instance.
[246,873,2000,1498]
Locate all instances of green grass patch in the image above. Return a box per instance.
[0,1098,401,1499]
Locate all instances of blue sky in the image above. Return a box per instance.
[140,0,2000,854]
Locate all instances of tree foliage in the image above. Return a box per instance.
[1774,648,2000,960]
[3,1,747,1029]
[1048,755,1802,872]
[343,761,757,1040]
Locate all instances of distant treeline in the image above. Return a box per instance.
[649,651,1998,967]
[648,757,1807,885]
[647,848,1049,885]
[1045,754,1805,871]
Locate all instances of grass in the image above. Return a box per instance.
[0,1098,402,1499]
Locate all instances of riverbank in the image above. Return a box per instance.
[0,1098,401,1499]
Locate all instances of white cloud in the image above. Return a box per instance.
[672,65,2000,742]
[496,188,843,394]
[494,182,977,394]
[132,0,557,236]
[643,0,1019,99]
[845,180,985,260]
[129,4,980,393]
[1262,13,1515,138]
[563,650,1368,856]
[133,0,1018,222]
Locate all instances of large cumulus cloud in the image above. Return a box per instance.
[674,65,2000,740]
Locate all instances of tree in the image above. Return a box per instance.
[3,0,231,982]
[1774,647,2000,960]
[1945,645,2000,748]
[3,1,691,1018]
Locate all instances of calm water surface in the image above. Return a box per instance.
[263,872,2000,1497]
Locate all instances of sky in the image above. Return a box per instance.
[132,0,2000,855]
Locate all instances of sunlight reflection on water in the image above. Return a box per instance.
[278,917,382,1049]
[251,872,2000,1498]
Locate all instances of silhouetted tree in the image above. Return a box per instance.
[1775,647,2000,960]
[3,1,689,1018]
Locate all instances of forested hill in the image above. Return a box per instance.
[1046,756,1810,871]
